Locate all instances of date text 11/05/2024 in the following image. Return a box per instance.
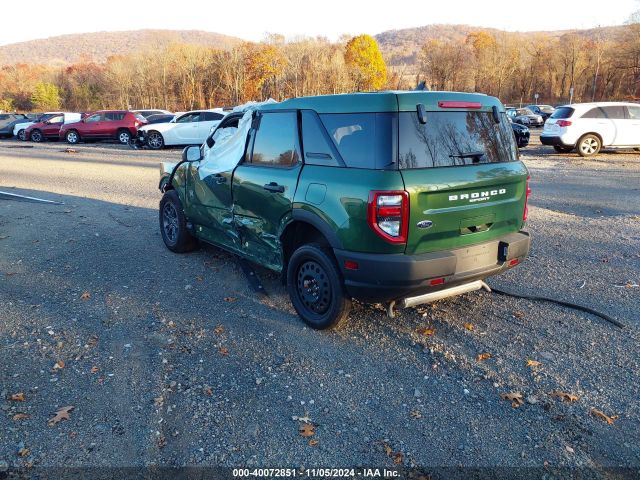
[232,468,400,478]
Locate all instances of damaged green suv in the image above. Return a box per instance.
[159,92,531,329]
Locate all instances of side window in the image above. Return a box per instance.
[601,106,625,119]
[176,114,196,123]
[581,108,606,119]
[48,115,64,123]
[203,112,224,121]
[250,112,299,167]
[627,106,640,119]
[105,112,123,121]
[301,110,341,167]
[85,113,103,123]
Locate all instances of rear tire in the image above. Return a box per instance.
[30,129,43,142]
[577,134,601,157]
[553,145,573,153]
[286,243,351,329]
[17,129,26,141]
[117,129,131,145]
[66,130,80,144]
[159,190,198,253]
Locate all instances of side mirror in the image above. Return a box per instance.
[206,135,215,148]
[182,145,202,162]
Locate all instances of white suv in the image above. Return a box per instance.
[541,102,640,156]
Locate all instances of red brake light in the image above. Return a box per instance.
[367,191,409,244]
[523,176,531,221]
[430,277,445,286]
[556,120,572,127]
[438,101,482,109]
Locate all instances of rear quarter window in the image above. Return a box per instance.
[398,111,518,169]
[319,113,396,170]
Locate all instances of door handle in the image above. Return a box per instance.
[214,174,226,184]
[263,182,285,193]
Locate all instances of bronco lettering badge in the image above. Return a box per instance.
[449,188,507,203]
[416,220,434,229]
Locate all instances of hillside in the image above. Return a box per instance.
[374,23,625,65]
[0,30,243,65]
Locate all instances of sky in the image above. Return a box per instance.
[0,0,638,46]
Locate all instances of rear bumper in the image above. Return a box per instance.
[540,135,573,147]
[334,231,530,303]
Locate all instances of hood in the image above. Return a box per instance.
[26,121,47,131]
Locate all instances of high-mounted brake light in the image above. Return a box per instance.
[438,101,482,109]
[523,176,532,221]
[556,120,572,127]
[367,191,409,244]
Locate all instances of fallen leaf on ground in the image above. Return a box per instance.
[10,393,25,402]
[417,327,435,336]
[501,392,524,408]
[477,352,492,361]
[393,452,403,464]
[299,423,315,437]
[80,291,91,300]
[550,390,579,402]
[214,324,225,335]
[526,359,542,367]
[157,435,167,448]
[218,347,229,356]
[17,448,30,457]
[308,439,319,446]
[53,360,65,370]
[204,387,213,396]
[13,413,30,421]
[590,408,618,425]
[382,442,404,464]
[464,323,474,331]
[513,311,525,318]
[90,366,99,374]
[383,443,393,456]
[410,410,422,419]
[196,275,204,282]
[48,405,74,426]
[223,297,237,303]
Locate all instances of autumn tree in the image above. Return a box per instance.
[344,34,387,91]
[31,82,60,110]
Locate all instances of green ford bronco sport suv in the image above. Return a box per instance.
[159,91,531,329]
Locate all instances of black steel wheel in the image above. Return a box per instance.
[287,243,351,329]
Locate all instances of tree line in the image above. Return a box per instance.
[1,15,639,113]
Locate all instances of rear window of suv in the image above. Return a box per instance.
[550,107,574,119]
[398,111,517,169]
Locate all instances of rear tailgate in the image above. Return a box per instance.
[401,163,528,255]
[397,102,528,255]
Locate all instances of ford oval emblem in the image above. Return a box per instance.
[416,220,433,229]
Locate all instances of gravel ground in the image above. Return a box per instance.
[0,133,639,477]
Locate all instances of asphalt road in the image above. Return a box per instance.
[0,134,639,478]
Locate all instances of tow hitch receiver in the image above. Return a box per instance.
[386,280,491,318]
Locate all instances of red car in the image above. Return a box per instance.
[25,112,82,142]
[59,110,147,145]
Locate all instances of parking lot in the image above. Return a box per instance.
[1,130,639,474]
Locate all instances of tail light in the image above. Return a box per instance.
[556,120,572,127]
[438,101,482,109]
[523,176,531,221]
[368,191,409,244]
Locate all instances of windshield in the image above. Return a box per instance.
[398,111,518,169]
[539,105,555,113]
[517,108,534,115]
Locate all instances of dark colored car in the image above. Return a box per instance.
[158,92,531,329]
[133,109,172,119]
[145,114,175,124]
[0,113,28,138]
[59,110,147,144]
[511,121,530,148]
[527,104,555,121]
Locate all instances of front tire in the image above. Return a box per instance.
[286,243,351,329]
[577,134,601,157]
[30,129,43,142]
[147,131,165,150]
[553,146,573,153]
[117,129,131,145]
[159,190,198,253]
[66,130,80,144]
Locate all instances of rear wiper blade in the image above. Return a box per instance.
[449,151,485,159]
